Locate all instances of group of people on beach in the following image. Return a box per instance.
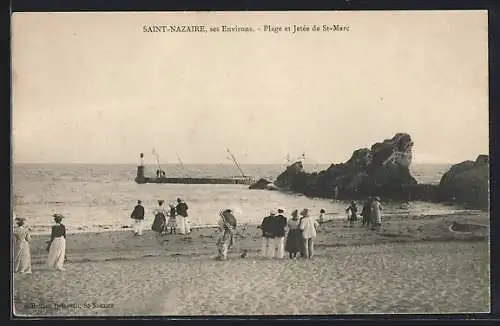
[217,197,384,261]
[13,213,68,274]
[12,196,384,272]
[259,208,319,260]
[130,198,191,239]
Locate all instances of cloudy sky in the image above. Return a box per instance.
[12,11,488,164]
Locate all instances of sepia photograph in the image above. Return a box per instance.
[11,10,489,316]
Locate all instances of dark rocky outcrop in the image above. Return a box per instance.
[437,155,489,209]
[272,133,417,200]
[249,178,273,190]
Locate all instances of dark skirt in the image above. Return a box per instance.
[285,229,303,254]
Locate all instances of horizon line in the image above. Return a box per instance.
[12,161,457,165]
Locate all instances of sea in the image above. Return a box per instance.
[12,163,476,235]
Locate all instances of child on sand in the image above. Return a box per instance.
[167,203,177,234]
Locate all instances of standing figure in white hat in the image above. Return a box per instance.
[13,217,32,274]
[274,208,288,259]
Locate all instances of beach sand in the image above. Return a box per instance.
[13,211,490,316]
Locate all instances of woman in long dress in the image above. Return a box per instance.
[13,217,32,274]
[152,200,167,243]
[216,209,237,260]
[285,210,302,259]
[47,214,67,271]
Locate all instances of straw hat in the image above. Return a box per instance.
[52,213,65,222]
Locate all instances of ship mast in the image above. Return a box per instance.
[226,149,247,178]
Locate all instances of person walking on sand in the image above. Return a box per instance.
[299,208,318,259]
[152,200,167,243]
[130,200,145,236]
[47,214,67,271]
[285,210,302,259]
[216,208,237,260]
[176,198,190,235]
[13,217,32,274]
[370,197,383,231]
[346,201,358,227]
[167,203,177,234]
[273,208,288,259]
[259,210,276,258]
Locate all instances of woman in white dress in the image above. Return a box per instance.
[299,208,319,259]
[47,214,67,271]
[13,217,32,274]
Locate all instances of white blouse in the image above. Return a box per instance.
[300,217,318,239]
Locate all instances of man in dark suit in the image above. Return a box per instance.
[274,208,288,258]
[130,200,145,235]
[176,198,190,234]
[259,210,276,258]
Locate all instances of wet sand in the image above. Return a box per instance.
[13,211,490,316]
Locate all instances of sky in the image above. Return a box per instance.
[12,11,488,165]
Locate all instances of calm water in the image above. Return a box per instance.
[12,163,472,235]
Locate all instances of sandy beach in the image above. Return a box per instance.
[13,211,490,316]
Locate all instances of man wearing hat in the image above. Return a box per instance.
[259,210,276,258]
[273,208,288,259]
[130,200,145,236]
[176,198,190,235]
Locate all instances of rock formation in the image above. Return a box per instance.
[271,133,417,200]
[437,155,489,209]
[249,178,273,190]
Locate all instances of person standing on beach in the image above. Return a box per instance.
[216,209,237,260]
[361,198,372,228]
[259,210,276,258]
[299,208,318,259]
[370,197,383,231]
[47,214,67,271]
[318,209,326,224]
[273,208,287,259]
[13,217,32,274]
[285,210,302,259]
[130,200,145,236]
[346,201,358,227]
[167,203,177,234]
[152,200,167,243]
[176,198,190,235]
